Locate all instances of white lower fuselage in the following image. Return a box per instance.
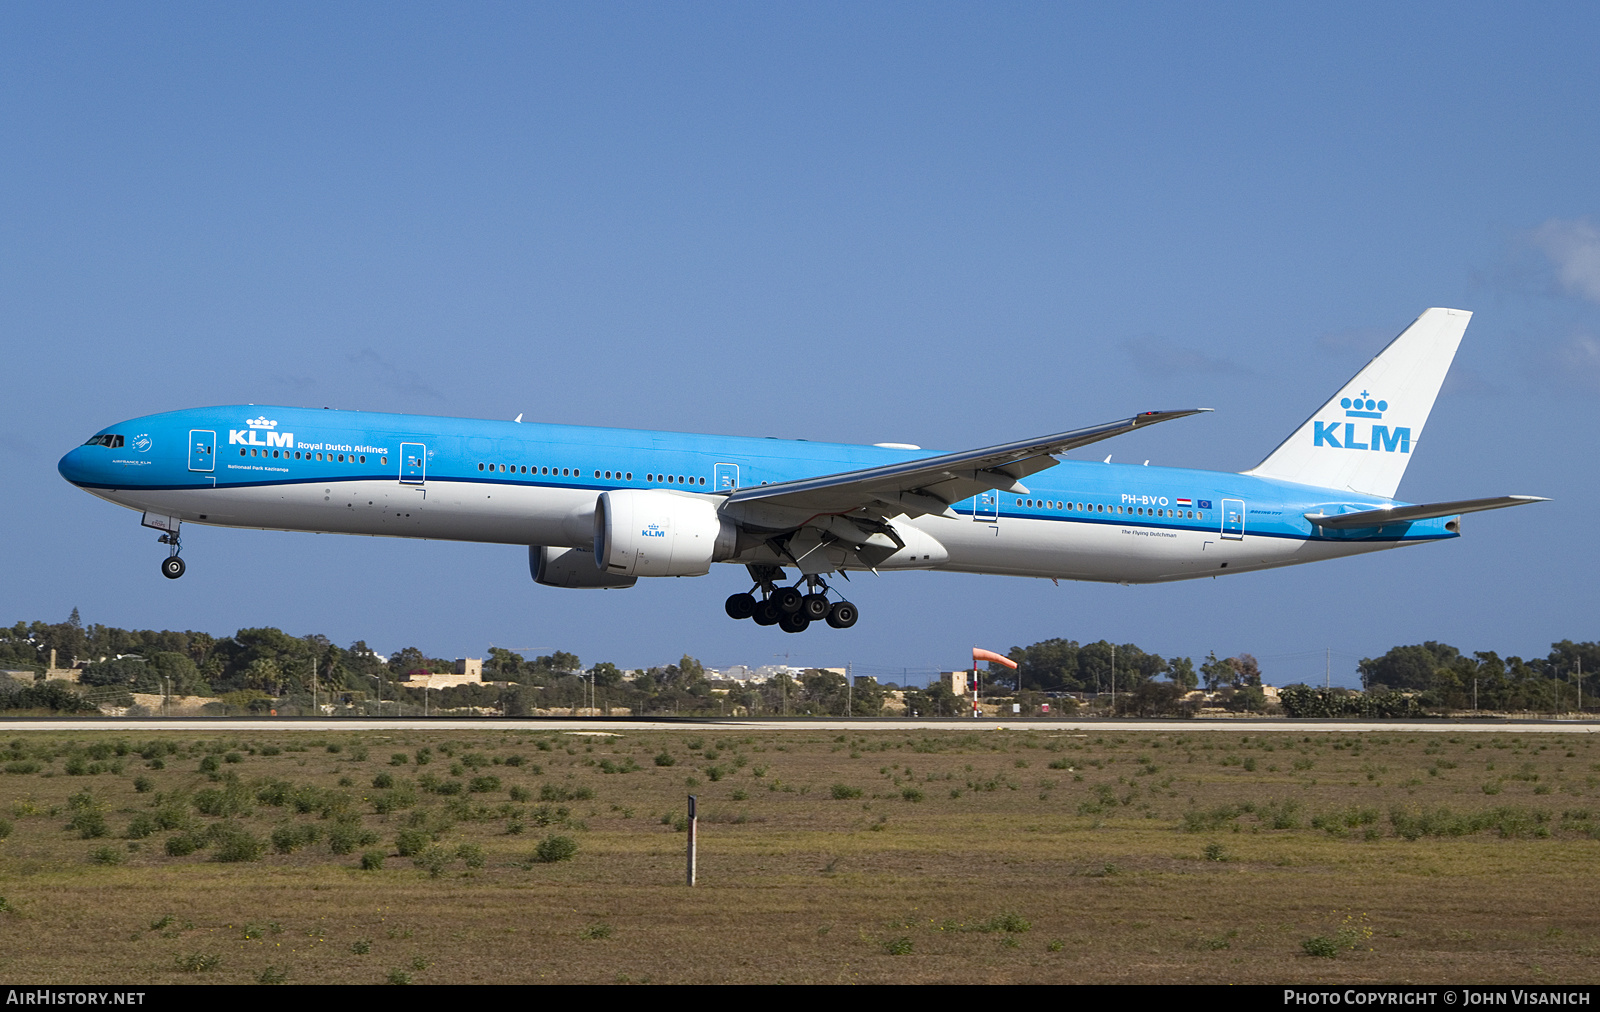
[87,478,1398,586]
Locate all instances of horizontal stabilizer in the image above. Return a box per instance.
[1304,495,1548,530]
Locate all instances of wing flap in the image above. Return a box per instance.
[1305,494,1548,530]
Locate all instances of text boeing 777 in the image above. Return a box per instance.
[59,308,1544,633]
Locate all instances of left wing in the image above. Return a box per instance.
[724,409,1209,521]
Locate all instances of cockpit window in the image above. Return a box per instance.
[83,434,124,448]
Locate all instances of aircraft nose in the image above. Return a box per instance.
[58,445,96,486]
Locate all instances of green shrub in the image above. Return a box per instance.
[1181,805,1242,832]
[165,833,200,857]
[412,845,451,878]
[509,785,531,802]
[395,828,431,857]
[882,936,914,955]
[89,845,123,865]
[210,826,265,863]
[327,821,376,855]
[270,823,320,854]
[124,813,159,839]
[975,912,1031,934]
[579,923,613,940]
[174,952,221,973]
[468,775,501,793]
[1301,935,1341,958]
[456,843,485,868]
[193,782,253,817]
[371,788,418,815]
[360,851,385,871]
[66,792,108,839]
[372,772,394,790]
[653,752,676,767]
[540,783,594,802]
[901,788,924,802]
[153,804,190,831]
[534,834,578,863]
[830,784,863,800]
[257,966,288,984]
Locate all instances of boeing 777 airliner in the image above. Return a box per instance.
[59,308,1544,633]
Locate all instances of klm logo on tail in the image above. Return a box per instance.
[1311,391,1409,453]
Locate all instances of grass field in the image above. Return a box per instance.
[0,725,1597,984]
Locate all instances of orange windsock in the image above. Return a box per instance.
[973,647,1018,669]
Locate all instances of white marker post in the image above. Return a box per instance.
[686,795,698,886]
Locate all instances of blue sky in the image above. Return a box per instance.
[3,3,1598,686]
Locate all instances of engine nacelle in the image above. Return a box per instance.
[530,546,637,589]
[594,489,738,577]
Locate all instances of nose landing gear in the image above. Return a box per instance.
[724,566,857,632]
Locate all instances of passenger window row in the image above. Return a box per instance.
[240,449,379,464]
[1014,498,1201,520]
[475,464,707,487]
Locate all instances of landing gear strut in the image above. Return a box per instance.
[725,566,857,632]
[158,531,185,580]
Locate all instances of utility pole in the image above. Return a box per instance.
[1325,648,1330,691]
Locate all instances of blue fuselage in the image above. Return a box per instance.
[59,404,1455,585]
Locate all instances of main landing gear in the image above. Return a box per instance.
[158,532,185,580]
[724,566,858,634]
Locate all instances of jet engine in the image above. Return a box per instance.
[530,546,637,589]
[593,489,739,577]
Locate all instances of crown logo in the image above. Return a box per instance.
[1340,391,1386,419]
[246,416,279,429]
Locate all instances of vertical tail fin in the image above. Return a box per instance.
[1244,308,1471,498]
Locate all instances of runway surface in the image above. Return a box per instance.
[3,718,1597,734]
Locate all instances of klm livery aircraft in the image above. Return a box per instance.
[60,309,1544,633]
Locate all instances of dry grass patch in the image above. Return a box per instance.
[0,728,1595,982]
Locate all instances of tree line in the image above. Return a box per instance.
[0,612,886,716]
[3,612,1595,716]
[991,636,1599,714]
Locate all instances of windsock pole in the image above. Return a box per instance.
[971,648,1020,720]
[972,653,980,718]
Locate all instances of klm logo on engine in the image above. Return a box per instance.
[228,416,294,449]
[1312,391,1409,453]
[641,524,666,538]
